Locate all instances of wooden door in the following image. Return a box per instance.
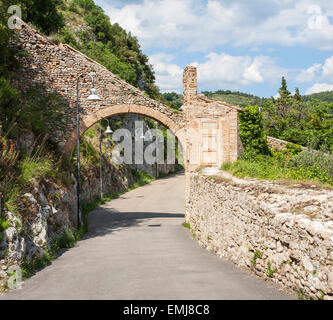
[200,121,218,167]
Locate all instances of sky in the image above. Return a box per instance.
[95,0,333,97]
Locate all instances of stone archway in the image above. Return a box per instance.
[63,104,187,159]
[12,22,242,173]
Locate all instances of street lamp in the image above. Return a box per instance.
[140,123,162,179]
[76,73,101,229]
[99,118,113,199]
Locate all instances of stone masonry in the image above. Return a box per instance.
[11,21,242,171]
[11,21,186,157]
[181,66,243,171]
[186,171,333,300]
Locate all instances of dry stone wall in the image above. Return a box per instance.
[186,171,333,300]
[267,136,307,152]
[10,21,185,155]
[0,128,136,290]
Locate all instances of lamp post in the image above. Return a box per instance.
[140,123,163,179]
[76,73,101,229]
[99,118,113,199]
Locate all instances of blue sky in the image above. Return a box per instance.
[95,0,333,97]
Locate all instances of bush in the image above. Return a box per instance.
[289,151,333,184]
[0,217,10,241]
[285,143,302,156]
[83,41,137,86]
[222,149,333,186]
[10,0,65,35]
[239,105,270,155]
[262,78,333,152]
[19,158,54,184]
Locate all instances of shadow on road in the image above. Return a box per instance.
[84,210,184,239]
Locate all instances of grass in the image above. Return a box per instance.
[182,222,190,230]
[222,150,333,187]
[297,289,309,300]
[267,261,278,278]
[22,230,76,279]
[252,250,262,267]
[0,217,11,242]
[19,158,54,184]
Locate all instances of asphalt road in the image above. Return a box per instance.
[1,172,293,300]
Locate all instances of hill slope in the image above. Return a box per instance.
[302,91,333,103]
[201,90,267,108]
[56,0,160,98]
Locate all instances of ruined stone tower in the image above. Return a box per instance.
[183,66,198,105]
[182,66,242,171]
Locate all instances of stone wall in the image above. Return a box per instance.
[186,171,333,300]
[10,21,244,169]
[267,136,307,152]
[10,21,185,156]
[0,129,135,289]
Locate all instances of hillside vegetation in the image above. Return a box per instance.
[302,90,333,103]
[262,79,333,152]
[201,90,266,108]
[164,79,333,152]
[221,81,333,187]
[3,0,162,100]
[57,0,161,98]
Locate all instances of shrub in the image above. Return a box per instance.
[223,149,333,187]
[239,105,270,155]
[0,217,10,241]
[19,158,54,184]
[289,151,333,184]
[13,0,65,35]
[285,143,302,156]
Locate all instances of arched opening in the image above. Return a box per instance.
[63,104,187,210]
[63,104,186,158]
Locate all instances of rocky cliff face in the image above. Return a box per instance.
[0,178,75,288]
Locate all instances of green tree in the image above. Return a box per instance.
[279,76,290,97]
[4,0,65,35]
[66,0,158,98]
[0,1,19,78]
[239,105,270,155]
[294,87,301,102]
[262,81,333,151]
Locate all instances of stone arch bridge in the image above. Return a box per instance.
[12,22,242,172]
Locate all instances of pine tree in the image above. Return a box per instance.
[294,87,301,101]
[278,76,290,97]
[276,77,291,117]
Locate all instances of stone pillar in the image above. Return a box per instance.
[183,66,197,104]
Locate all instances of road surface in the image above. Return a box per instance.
[1,172,293,299]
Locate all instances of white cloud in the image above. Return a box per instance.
[149,53,183,92]
[191,53,287,90]
[295,55,333,84]
[322,56,333,78]
[305,83,333,94]
[295,63,322,82]
[94,0,333,93]
[146,52,288,92]
[97,0,333,51]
